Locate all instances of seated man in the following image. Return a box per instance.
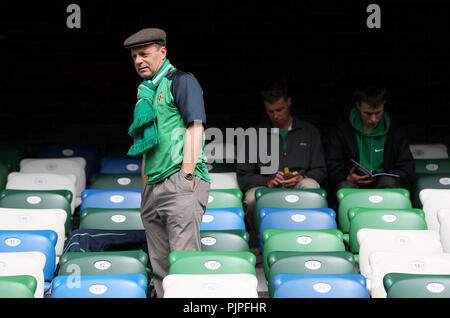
[236,79,327,236]
[325,79,415,203]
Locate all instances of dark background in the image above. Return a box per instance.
[1,0,449,155]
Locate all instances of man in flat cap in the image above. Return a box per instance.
[124,28,210,298]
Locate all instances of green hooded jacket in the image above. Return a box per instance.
[349,106,391,172]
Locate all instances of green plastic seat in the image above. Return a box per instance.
[168,251,256,276]
[415,159,450,176]
[411,174,450,209]
[0,144,24,172]
[207,189,243,209]
[58,250,149,277]
[0,275,37,298]
[267,251,356,297]
[384,273,450,298]
[254,188,328,230]
[337,188,411,234]
[0,189,73,234]
[200,230,249,251]
[347,207,427,254]
[261,229,345,279]
[89,173,142,189]
[80,208,143,230]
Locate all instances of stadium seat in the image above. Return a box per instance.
[80,208,143,230]
[0,275,37,298]
[0,189,72,235]
[0,208,66,256]
[209,172,239,189]
[201,208,246,231]
[347,207,428,253]
[51,273,148,298]
[336,188,411,234]
[409,143,449,159]
[368,252,450,298]
[163,273,258,298]
[411,174,450,208]
[420,189,450,232]
[6,172,79,212]
[415,158,450,176]
[89,173,142,190]
[272,273,369,298]
[37,143,100,183]
[168,251,256,276]
[254,188,328,230]
[384,273,450,298]
[0,252,45,298]
[357,229,443,278]
[80,189,141,211]
[261,229,345,279]
[58,250,149,277]
[437,209,450,252]
[100,157,142,174]
[259,208,337,246]
[0,230,57,289]
[207,189,243,209]
[267,251,357,297]
[200,230,250,252]
[19,157,86,200]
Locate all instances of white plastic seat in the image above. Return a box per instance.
[420,189,450,232]
[0,208,67,256]
[209,172,239,189]
[368,252,450,298]
[409,144,449,159]
[163,273,258,298]
[0,252,46,298]
[438,209,450,252]
[6,172,79,212]
[357,229,443,278]
[20,157,86,200]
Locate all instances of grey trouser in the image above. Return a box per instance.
[140,171,210,298]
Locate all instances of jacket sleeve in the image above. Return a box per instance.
[324,126,352,189]
[305,127,327,184]
[236,162,272,193]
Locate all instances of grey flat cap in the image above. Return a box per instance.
[123,28,166,48]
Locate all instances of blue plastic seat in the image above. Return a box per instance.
[80,189,141,211]
[259,208,337,247]
[201,208,245,231]
[37,143,100,182]
[51,273,148,298]
[0,230,57,291]
[100,157,142,174]
[273,273,369,298]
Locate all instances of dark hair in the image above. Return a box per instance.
[260,78,290,104]
[354,79,387,108]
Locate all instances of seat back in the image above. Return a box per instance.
[200,230,249,252]
[415,158,450,175]
[58,250,148,277]
[437,209,450,253]
[369,252,450,298]
[209,172,239,189]
[207,189,243,209]
[51,273,148,298]
[267,251,356,297]
[273,273,369,298]
[337,188,411,233]
[348,207,428,253]
[80,208,143,230]
[80,189,141,211]
[420,189,450,232]
[0,275,37,298]
[168,251,256,275]
[261,229,345,279]
[411,174,450,208]
[89,173,142,190]
[0,189,72,235]
[162,273,258,298]
[100,157,142,174]
[409,144,449,159]
[384,273,450,298]
[201,208,246,231]
[357,229,443,277]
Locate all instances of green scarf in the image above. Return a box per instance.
[127,59,174,157]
